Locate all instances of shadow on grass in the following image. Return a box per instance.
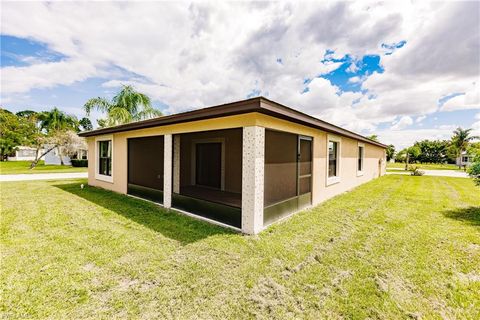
[53,182,234,245]
[442,206,480,228]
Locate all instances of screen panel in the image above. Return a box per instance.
[264,130,298,207]
[128,136,164,190]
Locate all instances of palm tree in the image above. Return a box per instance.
[38,107,79,133]
[451,127,479,168]
[84,85,162,127]
[36,108,79,166]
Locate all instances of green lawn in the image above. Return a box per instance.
[387,162,463,171]
[1,176,479,319]
[0,160,87,174]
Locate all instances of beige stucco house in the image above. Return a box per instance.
[79,97,386,234]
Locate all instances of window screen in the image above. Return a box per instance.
[328,141,338,177]
[98,140,112,176]
[264,130,298,206]
[128,136,164,190]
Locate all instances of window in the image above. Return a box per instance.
[462,156,469,162]
[326,135,341,186]
[358,144,364,173]
[328,141,338,178]
[98,140,112,177]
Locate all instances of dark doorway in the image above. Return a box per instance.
[196,142,222,189]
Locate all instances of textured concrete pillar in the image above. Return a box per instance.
[163,134,172,208]
[242,126,265,234]
[173,135,181,194]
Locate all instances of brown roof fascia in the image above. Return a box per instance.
[257,97,387,148]
[79,96,387,149]
[78,97,261,137]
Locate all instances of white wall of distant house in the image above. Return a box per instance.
[7,147,44,161]
[44,148,72,165]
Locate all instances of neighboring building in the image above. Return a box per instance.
[44,146,88,165]
[456,151,474,167]
[79,97,387,234]
[7,146,44,161]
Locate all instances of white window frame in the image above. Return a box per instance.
[326,134,341,186]
[95,135,114,183]
[191,138,225,190]
[357,142,365,177]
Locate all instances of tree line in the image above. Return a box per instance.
[0,107,91,166]
[0,85,162,166]
[392,128,479,167]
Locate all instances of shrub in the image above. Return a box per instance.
[71,159,88,167]
[467,161,480,186]
[409,165,424,176]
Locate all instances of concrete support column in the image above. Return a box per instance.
[163,134,172,209]
[242,126,265,234]
[173,135,181,194]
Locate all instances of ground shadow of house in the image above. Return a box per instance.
[54,182,235,245]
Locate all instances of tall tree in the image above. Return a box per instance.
[38,107,79,133]
[450,127,479,167]
[15,110,44,161]
[84,85,162,127]
[386,144,395,161]
[79,117,93,131]
[34,108,79,166]
[16,110,38,119]
[367,134,379,142]
[414,140,448,164]
[0,109,37,161]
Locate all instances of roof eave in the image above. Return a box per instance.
[79,96,387,149]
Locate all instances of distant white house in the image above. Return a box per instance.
[44,146,88,165]
[456,151,474,167]
[7,146,44,161]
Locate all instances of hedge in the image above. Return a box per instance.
[71,159,88,167]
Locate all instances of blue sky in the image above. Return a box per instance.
[1,1,479,149]
[1,35,66,67]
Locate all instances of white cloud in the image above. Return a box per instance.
[348,76,361,83]
[0,1,478,148]
[472,112,480,138]
[1,59,101,93]
[378,127,455,150]
[391,116,413,130]
[441,82,480,111]
[416,115,426,123]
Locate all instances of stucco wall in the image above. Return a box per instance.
[253,113,386,206]
[87,113,259,194]
[87,111,386,210]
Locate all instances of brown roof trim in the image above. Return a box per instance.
[79,96,387,148]
[257,97,387,148]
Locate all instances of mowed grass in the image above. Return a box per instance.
[387,162,463,171]
[1,176,479,319]
[0,160,87,175]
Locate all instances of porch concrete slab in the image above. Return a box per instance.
[0,172,88,182]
